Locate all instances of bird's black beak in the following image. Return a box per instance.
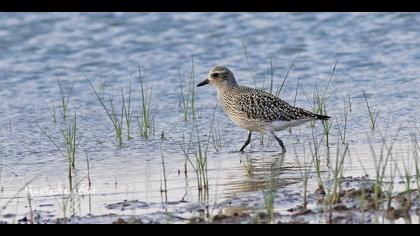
[197,78,210,87]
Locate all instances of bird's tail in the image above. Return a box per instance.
[315,114,331,120]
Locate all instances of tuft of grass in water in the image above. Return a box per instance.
[86,77,124,145]
[312,59,338,148]
[309,129,325,194]
[40,111,79,191]
[275,55,299,97]
[326,142,349,205]
[335,99,350,145]
[362,89,379,130]
[181,106,217,191]
[296,148,312,209]
[137,65,153,139]
[122,82,134,140]
[369,127,401,210]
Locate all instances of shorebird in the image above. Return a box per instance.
[197,66,330,153]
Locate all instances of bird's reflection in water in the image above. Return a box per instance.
[221,151,303,199]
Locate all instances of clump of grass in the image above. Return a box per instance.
[40,111,79,191]
[309,129,325,194]
[362,89,379,130]
[181,106,217,191]
[312,59,337,148]
[335,99,350,145]
[86,77,124,145]
[368,127,400,210]
[326,142,349,205]
[122,82,133,140]
[137,65,153,139]
[296,148,312,209]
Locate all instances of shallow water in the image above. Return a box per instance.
[0,13,419,223]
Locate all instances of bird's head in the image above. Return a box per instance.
[197,66,238,88]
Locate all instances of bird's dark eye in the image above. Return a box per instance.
[211,73,219,77]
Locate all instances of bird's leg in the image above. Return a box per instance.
[239,131,252,152]
[271,132,286,153]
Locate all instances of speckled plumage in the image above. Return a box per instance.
[197,66,330,153]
